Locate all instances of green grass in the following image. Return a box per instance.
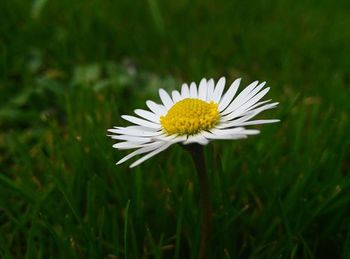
[1,0,350,258]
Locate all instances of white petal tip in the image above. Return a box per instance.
[232,78,241,84]
[129,161,141,168]
[107,127,118,132]
[247,130,260,135]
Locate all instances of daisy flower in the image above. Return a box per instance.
[108,77,279,167]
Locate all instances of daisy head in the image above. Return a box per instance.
[108,77,279,168]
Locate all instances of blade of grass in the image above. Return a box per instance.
[124,199,131,259]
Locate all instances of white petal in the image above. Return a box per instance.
[222,87,271,120]
[113,142,144,149]
[222,81,261,115]
[152,134,178,141]
[201,131,238,140]
[181,83,190,98]
[113,141,159,150]
[218,78,241,111]
[241,102,279,117]
[218,112,260,128]
[243,99,271,112]
[159,89,174,109]
[146,100,167,116]
[113,125,160,131]
[229,119,280,127]
[223,102,278,122]
[172,90,182,103]
[212,77,226,103]
[121,115,161,129]
[211,127,259,136]
[240,129,260,135]
[107,128,162,137]
[231,87,270,115]
[206,79,215,101]
[223,99,271,118]
[134,109,160,123]
[109,135,151,142]
[129,142,172,168]
[117,142,164,165]
[247,81,266,97]
[218,112,261,128]
[183,134,209,145]
[210,127,245,135]
[153,135,187,144]
[198,78,207,100]
[189,82,198,98]
[170,135,187,143]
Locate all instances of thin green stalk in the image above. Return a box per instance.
[124,200,131,259]
[184,144,212,259]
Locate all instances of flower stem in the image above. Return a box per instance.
[185,144,212,259]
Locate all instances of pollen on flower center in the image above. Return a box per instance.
[160,98,220,135]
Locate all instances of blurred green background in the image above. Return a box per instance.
[1,0,350,258]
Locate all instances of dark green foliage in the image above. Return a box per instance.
[1,0,350,258]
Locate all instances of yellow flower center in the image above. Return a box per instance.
[160,98,220,135]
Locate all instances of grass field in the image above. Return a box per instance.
[1,0,350,258]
